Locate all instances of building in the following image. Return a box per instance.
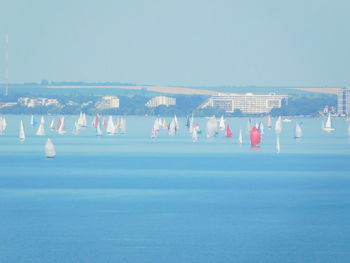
[96,96,119,110]
[145,96,176,108]
[200,93,287,114]
[337,87,350,116]
[18,97,60,107]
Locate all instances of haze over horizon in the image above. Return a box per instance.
[1,0,349,87]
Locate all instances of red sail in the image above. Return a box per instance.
[250,126,261,146]
[57,119,61,131]
[226,124,232,138]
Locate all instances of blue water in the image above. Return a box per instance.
[1,115,350,262]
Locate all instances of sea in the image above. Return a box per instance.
[0,115,350,263]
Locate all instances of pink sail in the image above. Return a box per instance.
[250,126,261,146]
[57,119,62,131]
[226,124,232,138]
[93,114,99,128]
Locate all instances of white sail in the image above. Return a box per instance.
[219,116,225,131]
[206,116,218,138]
[82,113,87,127]
[57,117,66,134]
[119,117,126,134]
[96,122,103,136]
[294,123,302,138]
[267,115,272,128]
[276,136,280,153]
[168,117,177,136]
[19,120,25,141]
[72,121,79,135]
[238,128,243,144]
[192,127,198,142]
[30,115,35,126]
[50,119,55,129]
[106,116,115,135]
[45,138,56,158]
[258,121,264,134]
[40,116,45,125]
[323,113,335,131]
[36,122,45,136]
[174,115,179,130]
[275,116,282,134]
[0,117,4,134]
[154,119,160,131]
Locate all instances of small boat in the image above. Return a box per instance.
[72,121,80,135]
[50,119,55,129]
[276,136,280,153]
[93,114,100,128]
[195,123,202,134]
[168,117,177,136]
[323,113,335,132]
[250,126,261,147]
[19,120,25,141]
[36,117,45,136]
[258,121,264,135]
[275,116,282,134]
[238,128,243,144]
[192,127,198,142]
[151,127,157,139]
[57,117,66,134]
[294,123,302,138]
[206,116,218,138]
[96,122,103,136]
[154,118,160,131]
[174,115,179,130]
[267,115,272,129]
[45,138,56,158]
[225,124,232,138]
[106,116,115,135]
[30,115,36,126]
[219,116,225,131]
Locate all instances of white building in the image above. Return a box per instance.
[145,96,176,108]
[18,97,60,107]
[200,93,287,114]
[337,87,350,116]
[96,96,119,110]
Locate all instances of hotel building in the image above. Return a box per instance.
[200,93,287,114]
[145,96,176,108]
[337,87,350,116]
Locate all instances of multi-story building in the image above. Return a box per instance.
[18,97,60,107]
[96,96,119,110]
[337,87,350,116]
[145,96,176,108]
[200,93,287,114]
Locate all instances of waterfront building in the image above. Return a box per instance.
[18,97,60,107]
[145,96,176,108]
[96,96,119,110]
[200,93,287,114]
[337,87,350,116]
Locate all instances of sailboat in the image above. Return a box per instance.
[219,116,225,131]
[267,115,272,128]
[323,113,335,132]
[258,121,264,135]
[192,127,198,142]
[96,122,103,136]
[206,116,218,138]
[58,117,66,134]
[36,116,45,136]
[238,128,243,144]
[72,121,80,135]
[19,120,25,141]
[195,123,201,134]
[168,117,177,136]
[154,118,160,131]
[30,115,36,126]
[294,123,302,138]
[274,116,282,134]
[0,117,5,134]
[189,114,194,133]
[250,126,261,147]
[93,114,99,128]
[106,116,115,135]
[45,138,56,158]
[50,119,55,129]
[276,136,280,153]
[119,117,126,134]
[151,127,157,139]
[174,115,179,130]
[225,124,232,138]
[163,119,168,129]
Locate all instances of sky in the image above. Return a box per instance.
[0,0,349,87]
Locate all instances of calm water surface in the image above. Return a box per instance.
[0,115,350,263]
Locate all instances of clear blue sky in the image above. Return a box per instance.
[0,0,349,87]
